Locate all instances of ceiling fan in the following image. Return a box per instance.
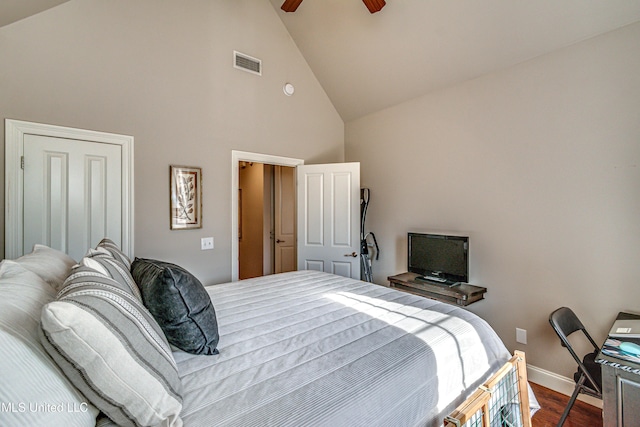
[281,0,386,14]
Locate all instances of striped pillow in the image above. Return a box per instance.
[40,264,183,427]
[96,238,132,270]
[81,250,142,301]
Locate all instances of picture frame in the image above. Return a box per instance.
[170,165,202,230]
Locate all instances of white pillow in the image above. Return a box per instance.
[0,261,55,337]
[0,260,98,426]
[15,244,76,291]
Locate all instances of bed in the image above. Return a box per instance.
[175,270,514,426]
[0,242,534,427]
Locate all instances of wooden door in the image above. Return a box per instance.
[274,166,296,273]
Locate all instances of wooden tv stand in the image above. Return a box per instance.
[387,272,487,307]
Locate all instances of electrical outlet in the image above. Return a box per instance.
[201,237,214,250]
[516,328,527,345]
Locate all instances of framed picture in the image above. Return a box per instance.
[170,165,202,230]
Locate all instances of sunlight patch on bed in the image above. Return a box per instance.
[325,291,490,411]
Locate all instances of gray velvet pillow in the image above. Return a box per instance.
[131,257,219,355]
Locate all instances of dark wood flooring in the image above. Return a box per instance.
[530,382,602,427]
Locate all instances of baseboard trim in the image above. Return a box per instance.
[527,364,602,409]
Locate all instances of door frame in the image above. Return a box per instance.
[231,150,303,281]
[5,119,134,259]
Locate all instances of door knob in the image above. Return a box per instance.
[276,239,285,243]
[344,252,358,257]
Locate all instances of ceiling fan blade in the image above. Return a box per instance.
[281,0,303,12]
[362,0,386,13]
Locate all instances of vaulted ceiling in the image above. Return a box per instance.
[269,0,640,121]
[0,0,70,28]
[3,1,640,122]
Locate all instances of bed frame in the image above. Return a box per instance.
[444,351,532,427]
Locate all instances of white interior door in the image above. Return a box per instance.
[297,162,360,279]
[275,165,296,273]
[5,119,134,261]
[24,135,122,261]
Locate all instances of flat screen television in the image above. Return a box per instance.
[408,233,469,285]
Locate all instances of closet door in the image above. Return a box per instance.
[5,119,134,261]
[23,135,122,261]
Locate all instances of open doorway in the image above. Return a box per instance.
[231,151,304,281]
[238,162,296,279]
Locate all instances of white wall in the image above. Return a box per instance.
[0,0,344,283]
[346,22,640,377]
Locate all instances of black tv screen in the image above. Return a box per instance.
[408,233,469,284]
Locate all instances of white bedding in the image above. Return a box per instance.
[172,271,512,427]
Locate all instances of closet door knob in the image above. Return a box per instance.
[344,252,358,257]
[276,239,285,243]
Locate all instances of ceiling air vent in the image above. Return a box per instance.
[234,51,261,76]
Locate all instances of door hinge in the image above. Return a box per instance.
[21,156,24,169]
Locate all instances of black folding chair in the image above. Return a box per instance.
[549,307,602,427]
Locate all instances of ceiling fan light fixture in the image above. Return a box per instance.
[281,0,303,12]
[362,0,386,13]
[281,0,386,14]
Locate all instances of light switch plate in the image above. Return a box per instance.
[201,237,214,250]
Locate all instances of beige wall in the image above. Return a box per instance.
[346,22,640,377]
[0,0,344,283]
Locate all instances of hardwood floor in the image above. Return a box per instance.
[530,382,602,427]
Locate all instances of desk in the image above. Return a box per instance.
[597,312,640,427]
[387,272,486,306]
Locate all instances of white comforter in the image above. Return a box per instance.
[170,271,512,427]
